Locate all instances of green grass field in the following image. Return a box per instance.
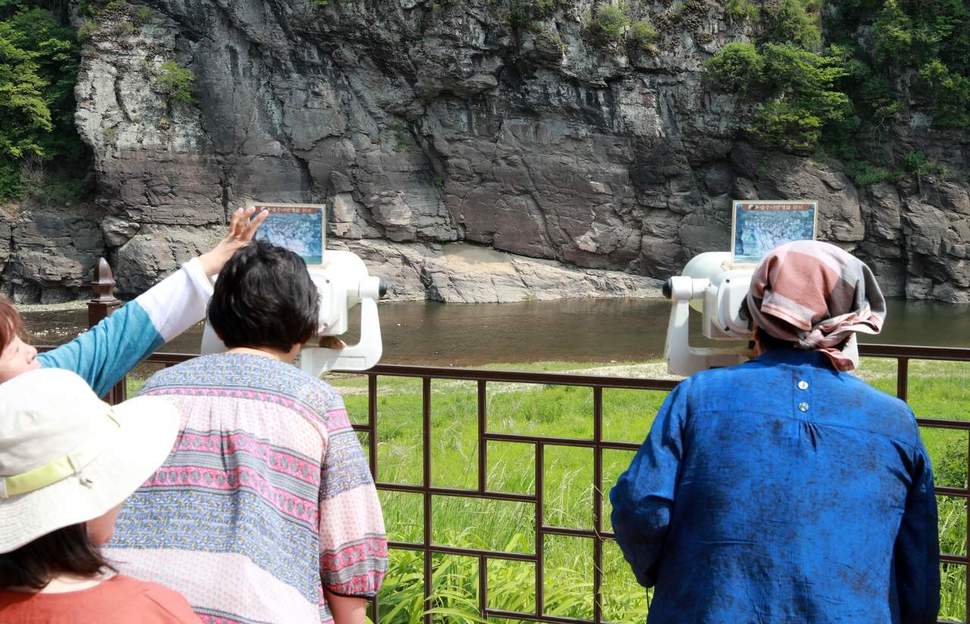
[332,369,664,623]
[128,357,970,623]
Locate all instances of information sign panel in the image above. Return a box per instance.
[250,201,325,265]
[731,200,817,264]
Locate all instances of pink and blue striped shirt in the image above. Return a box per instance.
[107,353,387,624]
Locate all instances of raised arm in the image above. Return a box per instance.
[38,207,267,397]
[609,380,689,588]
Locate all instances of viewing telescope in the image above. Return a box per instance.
[201,249,387,375]
[663,199,820,375]
[663,251,755,376]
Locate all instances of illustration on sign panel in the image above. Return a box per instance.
[251,203,325,265]
[732,201,817,264]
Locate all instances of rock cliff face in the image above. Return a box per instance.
[0,201,105,303]
[4,0,969,302]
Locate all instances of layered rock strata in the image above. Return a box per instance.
[1,0,967,302]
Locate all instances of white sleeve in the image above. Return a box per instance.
[133,257,215,342]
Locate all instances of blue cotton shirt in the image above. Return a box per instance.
[610,348,940,624]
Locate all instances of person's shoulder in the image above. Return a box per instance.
[840,371,906,409]
[103,574,171,597]
[837,372,919,437]
[293,370,344,412]
[682,361,754,394]
[140,354,221,393]
[140,364,178,393]
[671,364,749,413]
[113,576,200,623]
[221,354,343,412]
[141,353,343,410]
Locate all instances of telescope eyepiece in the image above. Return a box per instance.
[662,278,673,300]
[378,279,388,299]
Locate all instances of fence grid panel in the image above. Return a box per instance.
[36,344,970,624]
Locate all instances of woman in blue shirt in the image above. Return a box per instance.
[610,241,939,624]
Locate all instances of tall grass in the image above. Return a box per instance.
[336,376,660,622]
[861,357,969,623]
[337,358,970,623]
[131,357,970,622]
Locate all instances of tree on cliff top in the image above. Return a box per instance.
[0,22,50,160]
[157,60,195,105]
[706,41,849,154]
[0,1,83,201]
[706,0,969,181]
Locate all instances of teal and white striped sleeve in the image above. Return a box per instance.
[38,258,214,397]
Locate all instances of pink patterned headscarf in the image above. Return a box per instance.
[745,240,886,371]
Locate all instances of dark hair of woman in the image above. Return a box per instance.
[0,524,113,589]
[741,299,797,352]
[753,326,798,351]
[209,240,319,353]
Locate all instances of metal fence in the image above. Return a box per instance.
[360,365,677,624]
[40,264,970,623]
[101,349,961,624]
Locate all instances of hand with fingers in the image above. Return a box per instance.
[198,206,270,277]
[318,336,347,350]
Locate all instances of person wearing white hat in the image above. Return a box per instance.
[107,242,387,624]
[0,368,199,623]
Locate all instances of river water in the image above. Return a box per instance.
[23,298,970,367]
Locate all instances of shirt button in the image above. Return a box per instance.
[797,380,809,390]
[798,402,810,412]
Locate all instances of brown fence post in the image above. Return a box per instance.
[88,257,126,404]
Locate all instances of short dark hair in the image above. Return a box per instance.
[742,298,797,351]
[209,241,319,353]
[0,524,113,589]
[753,326,797,351]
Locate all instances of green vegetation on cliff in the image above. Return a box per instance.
[846,0,970,129]
[706,0,969,182]
[1,0,966,202]
[588,3,631,46]
[157,60,195,105]
[707,41,851,153]
[0,0,86,202]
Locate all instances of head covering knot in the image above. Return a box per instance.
[745,240,886,371]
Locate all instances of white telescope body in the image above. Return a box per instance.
[201,250,384,374]
[664,251,756,376]
[300,250,384,374]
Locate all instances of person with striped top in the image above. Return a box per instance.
[106,241,387,624]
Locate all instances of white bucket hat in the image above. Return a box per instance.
[0,368,179,553]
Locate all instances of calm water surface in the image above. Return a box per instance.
[24,298,970,367]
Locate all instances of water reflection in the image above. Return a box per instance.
[22,298,970,367]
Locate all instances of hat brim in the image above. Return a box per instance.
[0,396,179,553]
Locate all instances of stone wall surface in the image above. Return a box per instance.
[0,202,106,303]
[3,0,968,302]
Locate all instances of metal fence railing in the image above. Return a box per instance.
[32,347,966,624]
[36,262,970,623]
